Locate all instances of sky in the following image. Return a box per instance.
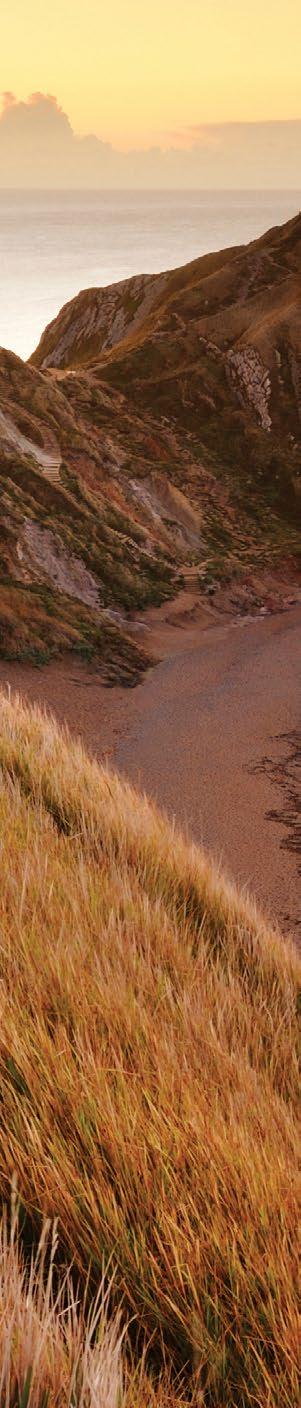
[1,0,301,185]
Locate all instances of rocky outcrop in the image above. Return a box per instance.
[16,522,102,608]
[0,213,300,668]
[226,348,272,431]
[31,272,167,371]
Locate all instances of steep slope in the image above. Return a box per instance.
[32,213,301,516]
[0,349,176,672]
[32,214,301,396]
[31,269,169,370]
[30,245,243,372]
[0,691,300,1406]
[1,215,300,670]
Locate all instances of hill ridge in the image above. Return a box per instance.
[0,689,299,1404]
[0,212,300,670]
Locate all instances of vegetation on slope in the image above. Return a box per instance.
[0,1202,188,1408]
[0,1197,129,1408]
[0,692,299,1406]
[0,348,177,672]
[1,215,301,670]
[0,429,175,675]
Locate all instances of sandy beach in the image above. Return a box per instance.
[0,598,300,940]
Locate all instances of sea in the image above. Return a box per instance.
[1,188,300,362]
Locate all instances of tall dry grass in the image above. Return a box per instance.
[0,1189,125,1407]
[0,1189,183,1407]
[0,690,299,1407]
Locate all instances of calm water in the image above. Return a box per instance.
[1,189,300,361]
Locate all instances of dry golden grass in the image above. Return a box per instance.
[0,1188,125,1407]
[0,690,299,1406]
[0,1188,185,1407]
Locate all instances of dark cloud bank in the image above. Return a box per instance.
[0,92,301,188]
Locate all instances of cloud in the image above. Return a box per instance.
[0,91,72,139]
[0,93,300,188]
[0,93,116,185]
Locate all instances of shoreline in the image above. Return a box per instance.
[0,591,300,941]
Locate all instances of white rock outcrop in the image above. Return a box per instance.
[227,347,272,431]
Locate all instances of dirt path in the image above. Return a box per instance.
[0,601,300,939]
[0,409,61,481]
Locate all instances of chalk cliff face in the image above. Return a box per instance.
[31,272,168,370]
[31,210,301,511]
[32,211,301,431]
[0,216,300,669]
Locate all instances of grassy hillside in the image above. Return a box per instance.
[0,692,299,1406]
[0,215,300,672]
[31,215,301,531]
[0,350,176,675]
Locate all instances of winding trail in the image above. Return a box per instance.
[0,410,61,482]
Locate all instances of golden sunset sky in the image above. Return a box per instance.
[2,0,301,148]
